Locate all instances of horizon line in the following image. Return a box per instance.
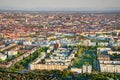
[0,7,120,13]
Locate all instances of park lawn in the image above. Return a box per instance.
[73,57,92,68]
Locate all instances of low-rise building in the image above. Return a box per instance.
[71,68,82,73]
[98,54,110,61]
[98,42,109,46]
[0,43,5,48]
[82,65,92,73]
[97,48,111,54]
[7,50,18,57]
[0,53,7,60]
[108,51,120,55]
[0,43,17,51]
[23,41,32,45]
[30,64,68,71]
[99,60,120,73]
[30,48,78,71]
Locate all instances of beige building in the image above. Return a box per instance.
[30,64,68,71]
[108,51,120,55]
[0,62,12,68]
[29,48,78,71]
[0,53,7,60]
[82,65,92,73]
[71,65,92,74]
[99,60,120,73]
[98,54,110,61]
[7,50,18,57]
[71,68,82,73]
[0,43,17,51]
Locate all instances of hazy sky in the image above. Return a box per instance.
[0,0,120,10]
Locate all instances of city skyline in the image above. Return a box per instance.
[0,0,120,11]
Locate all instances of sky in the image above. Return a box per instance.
[0,0,120,10]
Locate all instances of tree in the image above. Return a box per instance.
[62,70,70,78]
[84,62,89,65]
[0,59,3,62]
[77,47,83,57]
[84,54,91,59]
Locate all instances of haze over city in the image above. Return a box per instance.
[0,0,120,11]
